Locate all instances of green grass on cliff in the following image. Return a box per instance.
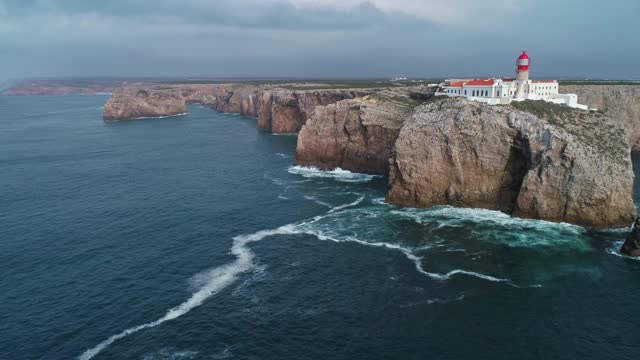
[511,100,575,120]
[511,100,628,164]
[367,91,444,109]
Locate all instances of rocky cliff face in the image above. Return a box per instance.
[386,98,636,228]
[563,85,640,150]
[103,82,639,228]
[296,89,423,175]
[103,84,371,133]
[103,86,189,120]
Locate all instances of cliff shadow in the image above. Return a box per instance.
[498,135,531,214]
[632,152,640,207]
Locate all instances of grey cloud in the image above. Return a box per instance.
[0,0,638,80]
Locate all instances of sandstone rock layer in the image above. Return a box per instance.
[296,90,421,175]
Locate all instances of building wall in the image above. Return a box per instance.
[440,80,586,109]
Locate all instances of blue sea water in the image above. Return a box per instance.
[1,95,639,360]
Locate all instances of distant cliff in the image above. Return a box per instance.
[563,85,640,150]
[1,80,124,96]
[103,84,372,133]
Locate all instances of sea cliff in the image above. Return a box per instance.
[386,98,635,228]
[296,89,423,175]
[102,84,639,228]
[103,84,372,133]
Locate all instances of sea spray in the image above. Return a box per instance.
[288,166,380,183]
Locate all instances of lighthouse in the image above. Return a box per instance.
[516,51,530,81]
[439,51,589,110]
[514,51,530,99]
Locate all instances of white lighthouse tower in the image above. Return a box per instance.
[515,51,530,99]
[516,51,530,81]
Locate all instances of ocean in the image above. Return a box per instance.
[1,95,639,360]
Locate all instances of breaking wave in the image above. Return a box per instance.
[130,113,189,120]
[288,166,380,183]
[390,206,590,251]
[606,241,640,261]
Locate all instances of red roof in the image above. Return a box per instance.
[465,79,495,86]
[518,51,529,60]
[448,81,465,88]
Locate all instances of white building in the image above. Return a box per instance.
[438,51,589,110]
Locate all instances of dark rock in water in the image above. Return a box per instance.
[621,217,640,257]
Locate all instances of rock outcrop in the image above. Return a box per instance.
[296,89,426,175]
[103,84,371,133]
[386,97,636,228]
[103,86,189,120]
[621,217,640,257]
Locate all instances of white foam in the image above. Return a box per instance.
[328,195,365,213]
[395,206,583,232]
[390,205,589,251]
[304,195,333,209]
[294,223,512,285]
[78,225,296,360]
[275,153,292,159]
[400,294,467,308]
[116,113,189,121]
[371,197,391,206]
[142,349,199,360]
[606,241,640,261]
[288,166,380,183]
[264,174,285,187]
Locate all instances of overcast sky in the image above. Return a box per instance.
[0,0,638,80]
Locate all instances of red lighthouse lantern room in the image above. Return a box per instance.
[517,51,530,71]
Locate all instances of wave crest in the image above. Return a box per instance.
[288,166,380,183]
